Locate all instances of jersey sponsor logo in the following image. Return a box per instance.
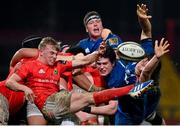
[37,78,58,84]
[38,69,45,74]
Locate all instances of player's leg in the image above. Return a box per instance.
[0,93,9,125]
[41,81,151,124]
[70,80,153,112]
[27,101,47,125]
[70,84,133,113]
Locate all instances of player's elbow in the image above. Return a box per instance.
[16,48,27,57]
[5,79,14,89]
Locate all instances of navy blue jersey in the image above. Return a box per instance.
[77,33,123,54]
[105,60,137,89]
[105,61,126,88]
[140,38,154,56]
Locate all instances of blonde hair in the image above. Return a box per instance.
[38,37,59,51]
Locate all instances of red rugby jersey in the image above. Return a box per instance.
[1,58,36,114]
[15,59,72,110]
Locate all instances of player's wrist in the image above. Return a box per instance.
[155,54,160,60]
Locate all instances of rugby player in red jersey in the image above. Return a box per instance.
[5,37,141,124]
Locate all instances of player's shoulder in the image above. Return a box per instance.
[108,33,122,40]
[22,59,39,67]
[79,38,89,43]
[21,57,36,63]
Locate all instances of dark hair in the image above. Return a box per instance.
[22,35,42,48]
[101,46,116,64]
[66,46,86,55]
[83,11,101,26]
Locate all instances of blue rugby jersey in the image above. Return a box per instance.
[105,60,137,89]
[77,33,123,54]
[140,38,154,56]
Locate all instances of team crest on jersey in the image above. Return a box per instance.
[38,69,45,74]
[54,69,58,75]
[107,37,118,45]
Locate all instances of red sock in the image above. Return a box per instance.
[93,84,134,105]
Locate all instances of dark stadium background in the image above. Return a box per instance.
[0,0,180,124]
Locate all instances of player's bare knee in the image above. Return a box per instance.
[75,92,93,105]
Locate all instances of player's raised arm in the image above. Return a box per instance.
[139,38,170,82]
[137,4,152,40]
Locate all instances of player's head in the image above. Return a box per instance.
[83,11,101,26]
[96,46,116,76]
[83,11,103,40]
[38,37,59,66]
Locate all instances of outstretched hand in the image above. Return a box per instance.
[101,28,112,41]
[137,4,152,19]
[155,38,170,58]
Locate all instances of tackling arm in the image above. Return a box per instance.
[72,41,106,68]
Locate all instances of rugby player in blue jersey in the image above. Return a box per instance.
[96,4,167,125]
[76,11,123,54]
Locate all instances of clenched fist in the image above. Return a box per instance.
[101,28,112,41]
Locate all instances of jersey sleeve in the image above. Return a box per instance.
[15,61,31,80]
[57,61,73,74]
[76,39,87,49]
[106,34,123,49]
[140,38,154,56]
